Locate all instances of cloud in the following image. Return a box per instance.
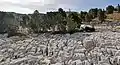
[0,0,83,13]
[0,0,119,14]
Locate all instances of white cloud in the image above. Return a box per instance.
[0,0,83,14]
[0,0,111,14]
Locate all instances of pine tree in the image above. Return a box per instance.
[106,5,114,14]
[80,11,87,22]
[89,8,98,18]
[117,4,120,13]
[85,13,92,22]
[29,10,43,33]
[70,12,82,28]
[66,16,77,32]
[97,9,106,23]
[58,8,66,17]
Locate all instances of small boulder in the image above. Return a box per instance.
[80,24,95,32]
[83,38,96,52]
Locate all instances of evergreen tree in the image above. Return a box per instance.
[29,10,43,33]
[66,16,77,32]
[89,8,98,18]
[106,5,114,14]
[117,4,120,13]
[80,11,87,22]
[58,8,66,17]
[97,9,106,23]
[70,12,82,28]
[22,15,30,27]
[85,13,92,22]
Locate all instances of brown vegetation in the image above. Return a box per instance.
[107,12,120,21]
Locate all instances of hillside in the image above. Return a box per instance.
[106,12,120,21]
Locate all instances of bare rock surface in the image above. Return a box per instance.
[0,32,120,65]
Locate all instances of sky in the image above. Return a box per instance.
[0,0,120,14]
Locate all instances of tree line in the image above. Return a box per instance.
[21,4,120,33]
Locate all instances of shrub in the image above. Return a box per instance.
[7,25,28,37]
[7,25,18,37]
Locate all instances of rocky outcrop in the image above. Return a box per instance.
[0,32,120,65]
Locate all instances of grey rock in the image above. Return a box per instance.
[0,32,120,65]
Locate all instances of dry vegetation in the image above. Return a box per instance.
[107,12,120,21]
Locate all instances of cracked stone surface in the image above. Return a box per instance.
[0,32,120,65]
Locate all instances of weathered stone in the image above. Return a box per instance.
[0,32,120,65]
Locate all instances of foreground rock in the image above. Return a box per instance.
[0,32,120,65]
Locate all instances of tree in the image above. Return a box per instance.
[55,13,66,32]
[106,5,114,14]
[97,9,106,23]
[117,4,120,13]
[70,12,82,28]
[44,14,57,32]
[45,12,66,32]
[85,13,92,22]
[89,8,98,18]
[33,10,39,15]
[29,10,43,33]
[58,8,66,17]
[66,16,77,32]
[22,15,30,27]
[58,8,64,12]
[80,11,87,22]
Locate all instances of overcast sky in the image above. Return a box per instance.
[0,0,120,14]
